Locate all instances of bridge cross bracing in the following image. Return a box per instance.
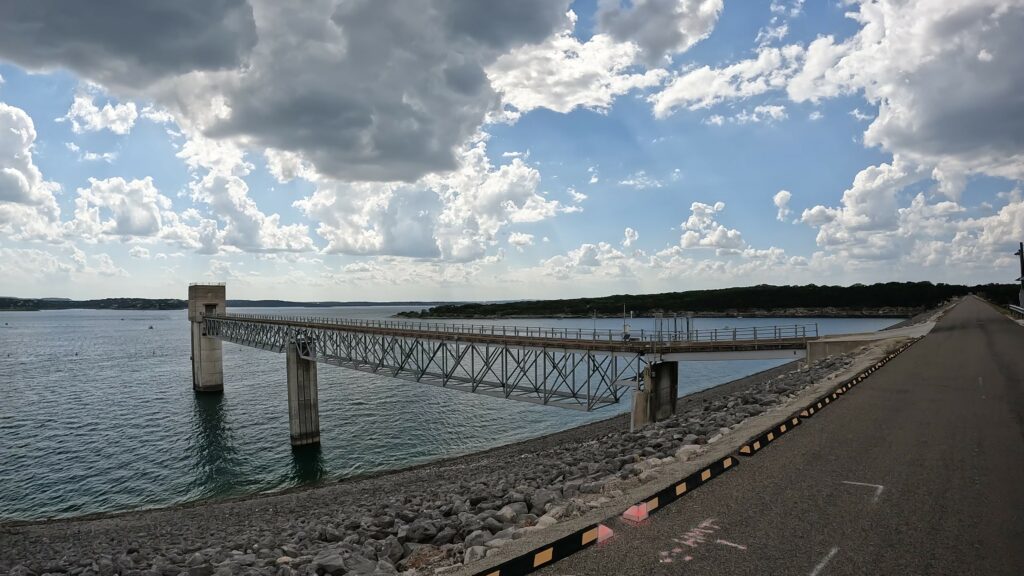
[201,313,817,412]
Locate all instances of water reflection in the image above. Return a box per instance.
[290,444,327,484]
[188,393,243,498]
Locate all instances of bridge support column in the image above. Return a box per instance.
[287,336,320,447]
[631,361,678,430]
[188,284,225,393]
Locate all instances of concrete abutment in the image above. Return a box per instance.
[631,361,678,431]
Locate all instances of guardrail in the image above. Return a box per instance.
[209,313,819,344]
[1009,304,1024,317]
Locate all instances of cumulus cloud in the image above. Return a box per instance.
[679,201,746,254]
[786,0,1024,191]
[0,102,62,241]
[773,190,792,221]
[129,246,150,259]
[60,92,138,135]
[508,232,535,251]
[295,135,573,262]
[597,0,723,64]
[622,227,639,247]
[0,0,573,183]
[651,44,803,116]
[66,177,172,240]
[488,11,667,114]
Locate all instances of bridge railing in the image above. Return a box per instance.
[209,313,818,344]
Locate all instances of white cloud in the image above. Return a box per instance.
[849,108,873,122]
[66,142,117,163]
[140,106,176,124]
[66,177,172,239]
[622,227,639,247]
[756,23,788,47]
[60,92,138,135]
[588,166,600,184]
[508,232,535,251]
[188,171,315,254]
[619,170,663,189]
[296,135,573,262]
[773,190,792,221]
[800,205,837,227]
[735,104,788,124]
[651,44,803,116]
[808,110,823,121]
[0,247,72,280]
[597,0,723,64]
[128,246,150,259]
[679,200,746,254]
[789,0,1024,189]
[263,148,317,184]
[488,11,667,115]
[568,187,588,203]
[0,102,62,241]
[92,253,128,277]
[770,0,805,17]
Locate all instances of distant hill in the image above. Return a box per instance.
[396,282,1019,319]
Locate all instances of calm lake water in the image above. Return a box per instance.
[0,308,897,520]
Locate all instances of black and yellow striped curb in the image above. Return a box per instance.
[469,455,738,576]
[470,522,609,576]
[738,339,920,456]
[622,454,738,523]
[469,338,921,575]
[796,337,920,420]
[738,416,801,455]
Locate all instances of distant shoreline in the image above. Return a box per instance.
[0,299,450,312]
[394,309,916,320]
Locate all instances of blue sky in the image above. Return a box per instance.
[0,0,1022,300]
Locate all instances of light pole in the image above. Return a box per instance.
[1015,242,1023,307]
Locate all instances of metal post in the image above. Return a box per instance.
[1016,242,1024,307]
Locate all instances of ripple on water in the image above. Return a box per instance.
[0,308,898,520]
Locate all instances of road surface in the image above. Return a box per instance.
[539,296,1024,576]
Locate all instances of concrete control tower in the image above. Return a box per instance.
[188,283,225,393]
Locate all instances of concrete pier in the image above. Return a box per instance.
[631,361,678,430]
[188,284,225,393]
[286,335,321,447]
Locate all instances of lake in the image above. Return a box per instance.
[0,308,897,520]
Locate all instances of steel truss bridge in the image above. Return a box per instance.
[202,314,817,412]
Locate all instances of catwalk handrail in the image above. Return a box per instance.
[208,313,818,344]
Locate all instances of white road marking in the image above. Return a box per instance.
[842,480,885,504]
[809,546,839,576]
[715,539,747,550]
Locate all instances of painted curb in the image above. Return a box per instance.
[738,416,801,456]
[470,522,610,576]
[622,455,738,523]
[469,337,922,575]
[795,337,920,421]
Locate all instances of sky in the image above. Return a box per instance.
[0,0,1022,301]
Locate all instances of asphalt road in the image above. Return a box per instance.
[539,296,1024,576]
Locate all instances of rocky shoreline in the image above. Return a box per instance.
[1,354,857,576]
